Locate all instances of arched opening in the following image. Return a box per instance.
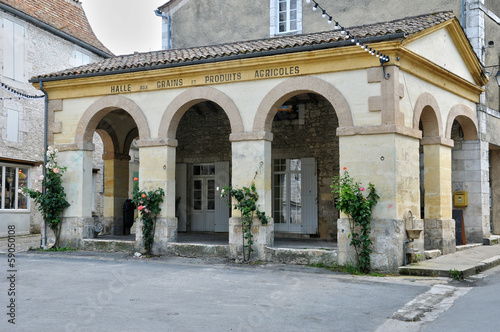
[174,100,232,242]
[77,96,149,239]
[417,103,443,250]
[448,106,484,244]
[95,110,140,236]
[271,93,339,242]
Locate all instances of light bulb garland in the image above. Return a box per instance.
[1,82,45,100]
[306,0,390,64]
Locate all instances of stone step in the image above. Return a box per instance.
[265,247,338,265]
[83,239,135,252]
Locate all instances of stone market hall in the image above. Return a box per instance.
[31,12,490,272]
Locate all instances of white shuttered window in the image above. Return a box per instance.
[3,19,25,82]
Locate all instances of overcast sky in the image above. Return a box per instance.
[81,0,166,56]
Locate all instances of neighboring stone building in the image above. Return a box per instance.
[32,11,487,271]
[156,0,500,247]
[0,0,112,237]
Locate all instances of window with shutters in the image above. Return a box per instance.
[273,157,317,233]
[3,19,25,82]
[73,50,91,67]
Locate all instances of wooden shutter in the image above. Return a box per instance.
[6,108,19,142]
[301,157,318,234]
[3,19,14,79]
[13,23,24,82]
[215,161,230,232]
[175,163,187,232]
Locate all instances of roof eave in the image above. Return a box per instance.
[31,32,406,83]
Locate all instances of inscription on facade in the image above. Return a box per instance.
[254,66,300,78]
[108,65,301,94]
[157,79,184,88]
[205,73,242,84]
[110,84,131,93]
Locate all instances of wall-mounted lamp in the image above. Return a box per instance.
[496,70,500,87]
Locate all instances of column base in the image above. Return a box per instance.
[229,217,274,261]
[424,219,456,254]
[134,217,178,254]
[337,218,406,273]
[56,217,94,248]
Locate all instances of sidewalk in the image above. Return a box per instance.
[3,233,500,279]
[399,243,500,278]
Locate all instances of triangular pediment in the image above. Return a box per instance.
[402,19,487,86]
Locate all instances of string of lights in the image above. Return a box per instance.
[1,82,45,100]
[305,0,390,64]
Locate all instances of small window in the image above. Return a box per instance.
[1,165,29,210]
[73,50,91,67]
[271,0,302,36]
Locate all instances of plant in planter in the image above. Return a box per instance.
[220,183,269,262]
[131,178,165,255]
[21,146,70,248]
[331,168,379,273]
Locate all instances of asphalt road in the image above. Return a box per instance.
[423,264,500,332]
[1,251,435,332]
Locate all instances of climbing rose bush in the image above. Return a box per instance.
[131,177,165,255]
[21,146,70,247]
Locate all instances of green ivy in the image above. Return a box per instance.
[331,168,379,273]
[22,146,70,248]
[220,183,268,262]
[131,178,165,255]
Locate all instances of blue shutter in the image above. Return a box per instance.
[301,157,317,234]
[3,19,14,79]
[215,161,230,232]
[175,163,187,232]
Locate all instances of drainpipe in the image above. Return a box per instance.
[154,9,171,50]
[39,81,48,248]
[461,0,466,28]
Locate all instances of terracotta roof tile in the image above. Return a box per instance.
[33,11,455,81]
[1,0,112,55]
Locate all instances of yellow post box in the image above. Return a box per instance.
[454,191,468,207]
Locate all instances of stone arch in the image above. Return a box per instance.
[445,104,478,140]
[75,95,151,145]
[253,76,353,132]
[123,128,139,155]
[95,129,118,154]
[413,92,442,138]
[158,86,244,139]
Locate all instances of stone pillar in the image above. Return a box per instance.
[465,0,485,63]
[102,153,130,235]
[57,148,94,248]
[452,139,490,243]
[135,140,178,254]
[337,134,420,272]
[423,143,456,254]
[491,149,500,235]
[229,132,274,261]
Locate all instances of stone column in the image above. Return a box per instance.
[135,139,178,254]
[229,132,274,261]
[491,149,500,235]
[337,134,421,272]
[465,0,485,63]
[452,139,490,243]
[56,148,94,248]
[423,142,456,254]
[102,153,130,235]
